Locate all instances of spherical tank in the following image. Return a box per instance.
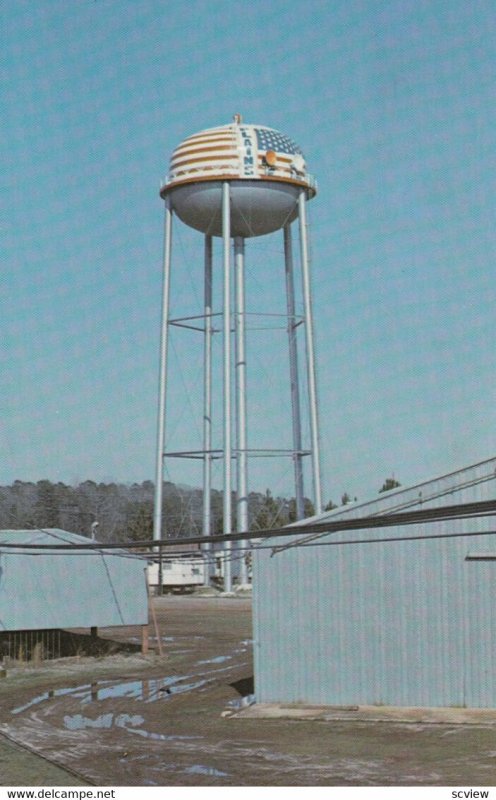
[160,117,317,238]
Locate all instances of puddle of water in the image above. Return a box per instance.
[64,713,144,731]
[127,728,202,742]
[82,677,183,703]
[11,647,244,717]
[149,636,175,642]
[161,678,209,695]
[12,673,211,716]
[233,640,253,652]
[185,764,229,777]
[196,655,232,665]
[227,693,256,710]
[13,684,95,715]
[63,712,205,744]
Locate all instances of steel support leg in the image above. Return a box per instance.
[298,190,323,514]
[222,183,232,592]
[202,235,213,583]
[234,236,249,584]
[284,224,305,520]
[153,198,173,543]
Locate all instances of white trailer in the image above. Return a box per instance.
[148,555,206,594]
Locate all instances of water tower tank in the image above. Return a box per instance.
[160,117,317,238]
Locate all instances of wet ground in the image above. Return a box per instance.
[1,596,496,786]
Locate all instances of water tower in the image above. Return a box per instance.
[153,115,322,590]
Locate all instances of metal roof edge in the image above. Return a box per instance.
[291,454,496,528]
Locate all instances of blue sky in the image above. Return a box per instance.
[2,0,496,504]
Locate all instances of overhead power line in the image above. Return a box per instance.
[0,498,495,551]
[271,528,496,551]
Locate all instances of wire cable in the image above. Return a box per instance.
[1,498,496,550]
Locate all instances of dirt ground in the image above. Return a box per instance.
[1,595,496,787]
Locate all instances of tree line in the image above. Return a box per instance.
[0,476,400,543]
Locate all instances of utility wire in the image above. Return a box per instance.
[9,528,496,564]
[1,498,496,550]
[268,527,496,553]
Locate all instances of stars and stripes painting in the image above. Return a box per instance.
[165,122,310,189]
[255,127,303,156]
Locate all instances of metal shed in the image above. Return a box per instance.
[0,529,149,634]
[253,456,496,708]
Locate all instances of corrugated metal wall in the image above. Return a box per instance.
[0,529,149,631]
[253,457,496,708]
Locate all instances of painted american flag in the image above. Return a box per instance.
[166,123,310,189]
[255,128,303,156]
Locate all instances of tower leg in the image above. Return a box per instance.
[284,224,305,520]
[234,236,249,584]
[298,190,323,514]
[222,183,233,592]
[153,198,173,546]
[202,235,213,583]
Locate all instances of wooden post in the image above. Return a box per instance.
[141,624,149,655]
[145,566,164,657]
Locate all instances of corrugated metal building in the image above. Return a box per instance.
[253,456,496,708]
[0,529,149,632]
